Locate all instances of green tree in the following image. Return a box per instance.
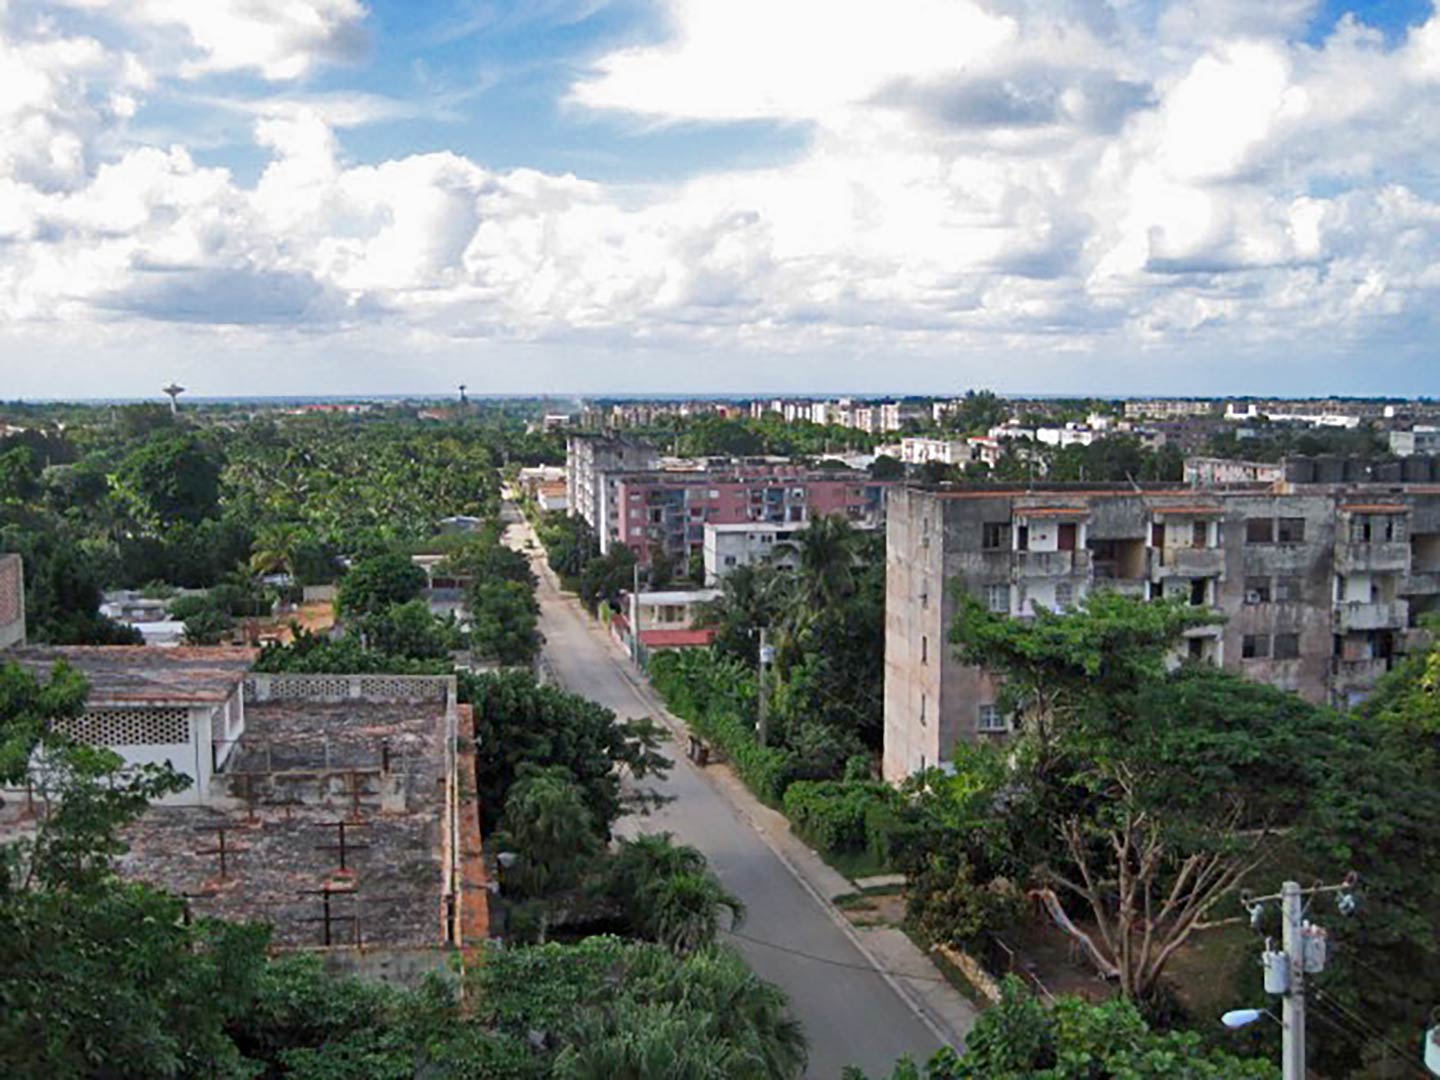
[468,579,540,666]
[607,833,745,955]
[463,671,670,838]
[851,979,1275,1078]
[495,765,602,902]
[337,553,426,617]
[114,431,223,527]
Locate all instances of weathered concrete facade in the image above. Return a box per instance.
[565,434,661,551]
[884,483,1440,782]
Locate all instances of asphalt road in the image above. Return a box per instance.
[510,520,945,1079]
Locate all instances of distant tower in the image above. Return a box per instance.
[162,382,185,414]
[458,383,468,405]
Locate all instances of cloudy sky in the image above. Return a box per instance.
[1,0,1437,399]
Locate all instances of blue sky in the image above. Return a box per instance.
[0,1,1437,397]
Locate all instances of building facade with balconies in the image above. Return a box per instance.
[613,468,893,567]
[883,483,1440,781]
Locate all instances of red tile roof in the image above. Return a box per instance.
[639,628,716,649]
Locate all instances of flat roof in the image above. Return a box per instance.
[10,646,254,704]
[117,681,455,951]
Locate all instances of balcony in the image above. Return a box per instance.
[1092,578,1147,598]
[1334,599,1409,632]
[1335,541,1410,575]
[1152,546,1226,579]
[1330,657,1391,686]
[1399,571,1440,597]
[1013,550,1091,577]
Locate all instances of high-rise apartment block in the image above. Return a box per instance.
[883,481,1440,781]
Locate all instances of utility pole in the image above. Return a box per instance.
[1237,874,1357,1080]
[1281,880,1306,1080]
[756,626,773,746]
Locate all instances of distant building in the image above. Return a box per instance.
[1390,427,1440,457]
[899,438,970,467]
[883,482,1440,781]
[1183,457,1285,486]
[0,553,25,649]
[566,435,662,546]
[879,402,927,432]
[1124,399,1216,420]
[612,468,893,566]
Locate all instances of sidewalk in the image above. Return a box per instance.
[507,515,978,1050]
[610,647,978,1050]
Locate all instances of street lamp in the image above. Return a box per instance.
[1222,1009,1276,1030]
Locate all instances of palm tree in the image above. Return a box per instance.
[608,833,746,956]
[781,514,859,612]
[647,871,746,956]
[249,524,301,579]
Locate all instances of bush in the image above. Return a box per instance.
[782,780,898,857]
[650,649,797,805]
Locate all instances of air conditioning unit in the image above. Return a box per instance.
[1245,590,1263,604]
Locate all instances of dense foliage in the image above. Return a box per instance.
[852,979,1274,1079]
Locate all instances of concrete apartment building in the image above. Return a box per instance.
[883,481,1440,781]
[1124,399,1217,420]
[566,434,662,547]
[613,467,893,567]
[702,522,803,583]
[1391,427,1440,457]
[900,437,971,467]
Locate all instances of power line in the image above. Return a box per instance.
[1311,989,1429,1079]
[723,929,951,984]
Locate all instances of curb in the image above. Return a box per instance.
[604,634,963,1050]
[518,524,966,1048]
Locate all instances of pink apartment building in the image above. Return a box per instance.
[612,468,893,566]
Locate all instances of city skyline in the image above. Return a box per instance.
[2,1,1438,397]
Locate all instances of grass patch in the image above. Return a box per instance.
[815,845,892,882]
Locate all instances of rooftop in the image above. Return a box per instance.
[119,674,460,952]
[11,646,255,704]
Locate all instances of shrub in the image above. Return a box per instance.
[782,780,898,857]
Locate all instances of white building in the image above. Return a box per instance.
[899,437,969,466]
[1390,427,1440,457]
[7,646,253,807]
[702,523,802,584]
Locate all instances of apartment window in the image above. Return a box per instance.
[1244,576,1271,604]
[1192,521,1208,548]
[1242,634,1271,660]
[1278,517,1306,544]
[1189,578,1209,606]
[1273,633,1301,660]
[1055,582,1075,608]
[1246,518,1274,544]
[977,703,1007,733]
[921,636,928,664]
[1275,576,1303,602]
[985,584,1010,613]
[724,556,737,567]
[981,522,1009,550]
[1350,517,1372,544]
[708,489,720,499]
[920,693,927,727]
[920,589,929,610]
